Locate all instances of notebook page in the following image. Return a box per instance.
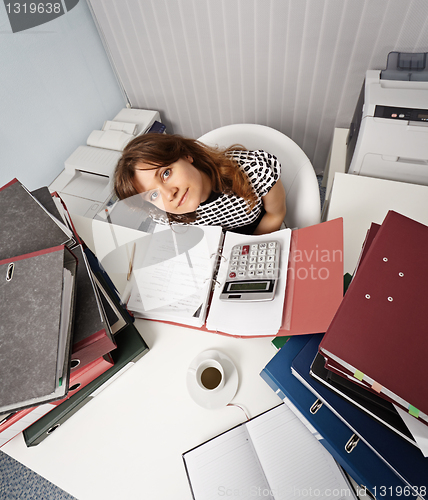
[246,404,355,500]
[183,424,272,500]
[127,225,222,327]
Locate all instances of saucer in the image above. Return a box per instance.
[186,349,239,410]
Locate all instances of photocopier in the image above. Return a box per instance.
[49,107,162,219]
[346,52,428,186]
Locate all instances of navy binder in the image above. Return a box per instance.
[260,335,409,500]
[291,334,428,499]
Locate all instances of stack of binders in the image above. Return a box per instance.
[261,211,428,500]
[0,179,149,447]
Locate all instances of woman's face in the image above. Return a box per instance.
[133,156,212,214]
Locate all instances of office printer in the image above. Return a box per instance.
[49,108,161,219]
[346,52,428,185]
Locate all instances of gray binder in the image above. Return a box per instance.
[0,245,77,413]
[0,178,75,260]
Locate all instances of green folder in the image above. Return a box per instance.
[23,323,149,447]
[271,336,290,350]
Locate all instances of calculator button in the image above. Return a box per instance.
[250,250,258,257]
[248,264,256,271]
[256,270,264,277]
[232,255,239,262]
[251,244,258,250]
[249,256,257,263]
[268,242,276,248]
[259,243,267,249]
[242,245,250,255]
[267,255,275,262]
[267,249,275,255]
[229,272,236,279]
[257,263,265,270]
[238,271,246,278]
[248,270,255,277]
[259,249,266,256]
[240,255,248,262]
[266,270,274,276]
[258,256,266,263]
[266,263,275,270]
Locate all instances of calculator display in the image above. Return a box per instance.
[228,281,269,291]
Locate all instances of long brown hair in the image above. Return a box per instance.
[114,133,258,223]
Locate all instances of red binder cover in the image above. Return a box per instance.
[319,210,428,423]
[279,217,343,336]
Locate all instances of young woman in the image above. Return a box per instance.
[114,133,286,235]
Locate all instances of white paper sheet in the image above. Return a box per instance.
[395,405,428,457]
[206,228,292,336]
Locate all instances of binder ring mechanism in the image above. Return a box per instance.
[210,251,227,262]
[203,276,222,290]
[205,252,227,289]
[6,263,14,282]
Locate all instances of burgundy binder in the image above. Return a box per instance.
[319,210,428,424]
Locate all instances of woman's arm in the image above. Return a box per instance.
[253,180,287,235]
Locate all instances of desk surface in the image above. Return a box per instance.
[3,318,281,499]
[2,216,282,500]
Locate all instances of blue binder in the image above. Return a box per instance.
[291,334,428,499]
[260,334,410,500]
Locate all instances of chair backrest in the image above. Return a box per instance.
[198,124,321,229]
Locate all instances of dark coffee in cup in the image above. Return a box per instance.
[200,366,223,390]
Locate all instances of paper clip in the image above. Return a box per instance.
[310,399,323,415]
[345,434,360,453]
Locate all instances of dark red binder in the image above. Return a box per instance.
[70,245,116,369]
[319,210,428,424]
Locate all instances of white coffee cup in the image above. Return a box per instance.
[191,357,225,392]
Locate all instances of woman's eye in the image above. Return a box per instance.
[162,169,171,180]
[150,191,159,202]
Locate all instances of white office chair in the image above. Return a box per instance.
[198,124,321,229]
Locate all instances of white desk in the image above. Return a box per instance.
[2,219,282,500]
[7,170,428,498]
[327,172,428,275]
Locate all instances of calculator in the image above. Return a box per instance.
[220,241,280,302]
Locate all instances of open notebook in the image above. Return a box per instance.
[71,215,343,338]
[125,226,292,335]
[183,403,356,500]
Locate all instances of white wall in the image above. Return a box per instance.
[88,0,428,174]
[0,0,126,191]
